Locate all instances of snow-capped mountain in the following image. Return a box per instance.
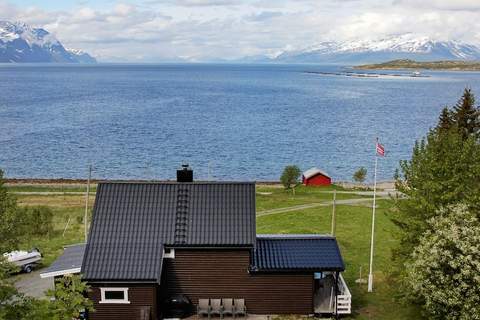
[0,21,96,63]
[273,34,480,64]
[66,48,97,63]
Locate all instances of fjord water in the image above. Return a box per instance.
[1,63,479,181]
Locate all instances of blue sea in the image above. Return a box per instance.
[1,63,479,182]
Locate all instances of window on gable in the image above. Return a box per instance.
[164,248,175,259]
[100,288,130,304]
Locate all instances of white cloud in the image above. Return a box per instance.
[157,0,243,6]
[395,0,480,11]
[1,0,479,62]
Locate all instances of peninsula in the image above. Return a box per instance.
[356,59,480,71]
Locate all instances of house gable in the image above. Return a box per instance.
[81,182,256,283]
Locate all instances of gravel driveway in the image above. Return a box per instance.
[14,269,53,298]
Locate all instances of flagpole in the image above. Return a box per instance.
[368,139,379,292]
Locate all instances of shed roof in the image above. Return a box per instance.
[303,167,330,179]
[252,235,345,272]
[82,182,256,282]
[40,244,85,278]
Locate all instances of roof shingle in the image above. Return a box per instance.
[82,182,256,282]
[40,244,85,278]
[252,235,345,272]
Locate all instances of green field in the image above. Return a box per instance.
[9,183,418,319]
[257,196,419,319]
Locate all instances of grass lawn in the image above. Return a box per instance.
[6,183,97,193]
[256,185,370,212]
[11,183,418,318]
[257,192,420,319]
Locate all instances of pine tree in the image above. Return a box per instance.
[452,88,480,140]
[436,106,453,133]
[392,89,480,280]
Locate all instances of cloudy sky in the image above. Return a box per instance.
[2,0,480,61]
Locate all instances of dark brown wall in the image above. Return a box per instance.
[88,283,157,320]
[160,249,314,314]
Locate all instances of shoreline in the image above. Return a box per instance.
[5,178,396,190]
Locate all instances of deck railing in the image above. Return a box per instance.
[336,273,352,314]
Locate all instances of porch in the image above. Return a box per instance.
[314,272,351,315]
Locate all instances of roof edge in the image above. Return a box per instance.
[256,234,335,240]
[84,280,159,284]
[250,267,346,273]
[96,180,256,185]
[40,267,81,279]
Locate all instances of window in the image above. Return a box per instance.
[99,288,130,304]
[164,248,175,259]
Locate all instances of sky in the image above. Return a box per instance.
[2,0,480,62]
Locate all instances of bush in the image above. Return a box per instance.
[280,165,301,190]
[24,206,54,237]
[406,204,480,319]
[75,215,83,225]
[46,275,93,320]
[353,167,367,184]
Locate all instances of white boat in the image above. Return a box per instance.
[3,248,42,272]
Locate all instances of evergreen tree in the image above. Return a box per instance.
[452,88,480,140]
[393,89,480,269]
[436,107,453,133]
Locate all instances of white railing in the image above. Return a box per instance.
[336,273,352,315]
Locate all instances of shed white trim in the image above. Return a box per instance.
[40,267,81,279]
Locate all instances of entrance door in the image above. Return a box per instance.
[314,272,335,314]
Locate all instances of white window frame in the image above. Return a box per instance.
[99,288,130,304]
[163,248,175,259]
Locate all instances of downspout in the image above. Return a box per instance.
[335,271,339,320]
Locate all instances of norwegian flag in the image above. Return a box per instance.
[376,141,385,156]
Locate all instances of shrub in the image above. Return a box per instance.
[353,167,367,184]
[46,275,94,320]
[25,206,54,237]
[406,204,480,319]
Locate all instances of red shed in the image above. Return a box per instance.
[302,167,332,186]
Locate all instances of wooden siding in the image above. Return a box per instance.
[88,283,157,320]
[160,249,313,314]
[303,174,331,186]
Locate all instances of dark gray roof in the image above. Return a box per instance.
[252,235,345,272]
[82,182,256,282]
[40,244,85,278]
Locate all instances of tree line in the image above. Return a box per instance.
[0,170,93,320]
[393,88,480,319]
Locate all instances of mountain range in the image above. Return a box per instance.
[2,22,480,64]
[242,34,480,64]
[0,21,96,63]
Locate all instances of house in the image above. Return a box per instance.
[73,166,349,319]
[302,167,332,186]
